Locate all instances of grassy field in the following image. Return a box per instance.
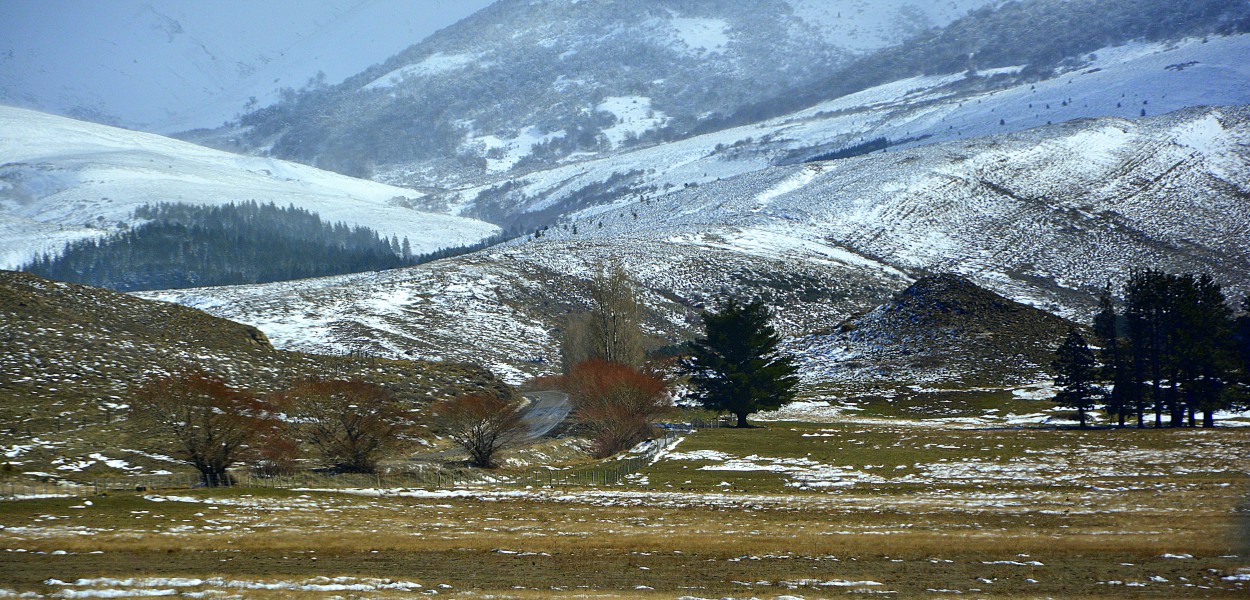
[3,411,1249,599]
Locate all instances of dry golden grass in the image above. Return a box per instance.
[3,419,1249,598]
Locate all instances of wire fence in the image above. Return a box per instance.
[1,419,725,500]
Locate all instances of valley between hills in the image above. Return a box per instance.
[3,1,1250,598]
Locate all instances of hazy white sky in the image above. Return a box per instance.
[0,0,494,132]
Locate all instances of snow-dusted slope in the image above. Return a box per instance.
[0,106,498,269]
[550,106,1250,318]
[142,231,909,384]
[786,0,991,51]
[214,0,999,187]
[140,106,1250,385]
[0,0,492,133]
[452,34,1250,225]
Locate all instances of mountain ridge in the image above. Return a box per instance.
[139,105,1250,386]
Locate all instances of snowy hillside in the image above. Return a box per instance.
[452,34,1250,226]
[208,0,997,184]
[786,0,992,51]
[0,106,498,269]
[140,106,1250,385]
[0,0,491,133]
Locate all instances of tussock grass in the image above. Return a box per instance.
[3,415,1248,597]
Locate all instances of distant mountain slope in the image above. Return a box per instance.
[202,0,994,181]
[199,0,1246,204]
[0,106,499,269]
[752,0,1250,125]
[450,33,1250,228]
[0,0,492,133]
[142,106,1250,385]
[544,105,1250,317]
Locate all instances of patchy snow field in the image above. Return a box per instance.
[3,415,1248,598]
[144,99,1250,387]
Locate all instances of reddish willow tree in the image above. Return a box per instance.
[286,378,414,473]
[130,370,281,486]
[433,393,525,468]
[565,360,671,458]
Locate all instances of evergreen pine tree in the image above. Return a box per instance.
[1125,270,1170,427]
[1241,296,1250,375]
[1238,296,1250,411]
[683,297,799,428]
[1052,328,1099,428]
[1173,274,1237,427]
[1093,282,1131,427]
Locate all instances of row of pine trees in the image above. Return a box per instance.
[1053,270,1250,428]
[21,201,508,292]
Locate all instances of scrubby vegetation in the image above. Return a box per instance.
[564,360,670,459]
[432,393,526,468]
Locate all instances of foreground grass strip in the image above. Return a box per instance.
[2,420,1247,597]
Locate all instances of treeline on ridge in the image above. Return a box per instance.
[21,201,506,291]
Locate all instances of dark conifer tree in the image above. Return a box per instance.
[1125,270,1171,427]
[1052,328,1099,428]
[1241,296,1250,377]
[683,297,799,428]
[1093,282,1131,427]
[1117,270,1238,428]
[1173,274,1237,427]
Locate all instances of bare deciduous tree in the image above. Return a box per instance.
[130,370,279,486]
[562,264,646,372]
[433,393,525,468]
[287,378,414,473]
[566,360,670,458]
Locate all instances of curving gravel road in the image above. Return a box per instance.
[517,391,572,440]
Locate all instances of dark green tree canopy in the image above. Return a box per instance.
[21,201,514,292]
[683,297,799,428]
[1103,270,1240,428]
[1052,328,1099,428]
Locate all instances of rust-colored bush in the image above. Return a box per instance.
[130,369,281,486]
[565,360,671,458]
[286,378,414,473]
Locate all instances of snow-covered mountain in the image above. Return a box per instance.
[448,33,1250,228]
[199,0,996,182]
[0,0,492,133]
[196,0,1249,225]
[7,0,1248,391]
[0,106,498,269]
[141,105,1250,385]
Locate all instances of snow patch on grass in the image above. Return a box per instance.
[667,17,730,55]
[363,53,480,90]
[597,96,669,148]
